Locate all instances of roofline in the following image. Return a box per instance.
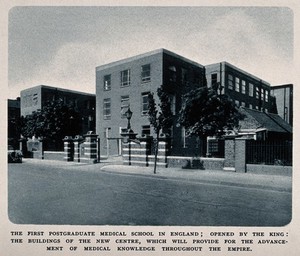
[271,84,293,90]
[21,85,95,97]
[96,48,204,71]
[205,61,270,86]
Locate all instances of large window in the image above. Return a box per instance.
[121,95,130,118]
[141,92,150,115]
[103,98,111,120]
[235,77,240,92]
[228,74,234,90]
[141,64,151,83]
[168,66,177,82]
[256,87,260,99]
[103,74,111,91]
[249,83,254,97]
[261,88,264,101]
[265,90,269,102]
[241,80,246,94]
[121,69,131,87]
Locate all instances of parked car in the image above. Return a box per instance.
[8,145,22,163]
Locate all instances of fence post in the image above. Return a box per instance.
[223,135,236,172]
[235,137,248,173]
[63,136,74,162]
[73,135,84,162]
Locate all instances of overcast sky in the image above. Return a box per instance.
[8,6,294,99]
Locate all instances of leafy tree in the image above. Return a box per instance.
[178,83,243,155]
[148,85,173,174]
[21,99,82,150]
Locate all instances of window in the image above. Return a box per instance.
[141,64,151,83]
[169,66,177,82]
[211,73,218,87]
[141,92,150,115]
[103,98,111,120]
[181,68,188,85]
[228,74,234,90]
[249,83,254,97]
[103,75,111,90]
[241,102,246,107]
[249,104,253,109]
[235,100,240,107]
[121,95,130,118]
[265,90,269,102]
[121,69,130,87]
[261,88,264,101]
[235,77,240,92]
[141,125,151,137]
[256,87,260,99]
[170,95,176,115]
[241,80,246,94]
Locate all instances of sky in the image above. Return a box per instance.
[8,6,294,99]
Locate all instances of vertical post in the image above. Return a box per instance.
[223,135,236,172]
[73,135,83,162]
[82,131,98,164]
[63,136,74,162]
[235,137,248,173]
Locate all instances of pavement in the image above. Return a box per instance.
[19,157,292,193]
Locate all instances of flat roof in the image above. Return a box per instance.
[205,61,270,86]
[96,48,204,71]
[21,85,95,97]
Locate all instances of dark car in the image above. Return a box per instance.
[8,145,22,163]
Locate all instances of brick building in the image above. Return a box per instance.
[270,84,293,126]
[205,62,271,112]
[20,85,96,136]
[96,49,206,156]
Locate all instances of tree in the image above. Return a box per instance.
[178,83,243,155]
[21,99,82,150]
[147,85,173,174]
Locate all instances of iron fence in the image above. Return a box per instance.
[246,140,292,166]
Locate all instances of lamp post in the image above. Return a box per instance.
[125,107,133,132]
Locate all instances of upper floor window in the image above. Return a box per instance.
[121,69,131,87]
[141,92,150,115]
[211,73,218,87]
[141,64,151,83]
[121,95,130,118]
[265,90,269,102]
[228,74,234,90]
[241,80,246,94]
[103,98,111,120]
[235,77,240,92]
[256,87,260,99]
[249,83,254,97]
[168,66,177,82]
[261,88,264,101]
[181,68,188,85]
[103,74,111,91]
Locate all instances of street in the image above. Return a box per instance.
[8,160,291,226]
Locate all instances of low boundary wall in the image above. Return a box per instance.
[246,164,292,176]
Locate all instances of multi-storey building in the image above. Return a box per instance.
[20,85,96,136]
[270,84,293,126]
[96,49,206,156]
[205,62,271,112]
[8,98,21,149]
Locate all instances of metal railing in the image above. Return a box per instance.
[246,140,292,166]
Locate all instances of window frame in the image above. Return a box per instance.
[120,69,131,87]
[103,74,111,91]
[141,64,151,83]
[103,98,111,120]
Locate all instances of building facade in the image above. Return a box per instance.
[205,62,272,112]
[20,85,96,135]
[96,49,206,156]
[270,84,293,126]
[8,98,21,149]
